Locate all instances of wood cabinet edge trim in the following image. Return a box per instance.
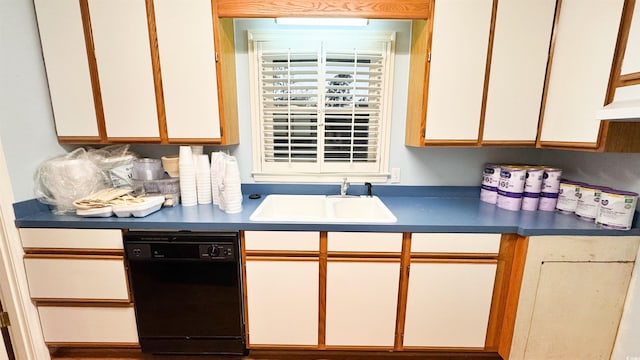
[496,236,529,360]
[215,0,431,19]
[144,0,169,144]
[536,0,562,147]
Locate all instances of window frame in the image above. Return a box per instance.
[248,29,396,183]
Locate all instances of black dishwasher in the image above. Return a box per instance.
[124,230,247,355]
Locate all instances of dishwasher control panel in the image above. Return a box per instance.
[125,242,236,261]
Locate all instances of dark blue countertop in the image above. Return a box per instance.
[13,185,640,236]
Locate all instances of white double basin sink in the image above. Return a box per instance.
[249,194,397,223]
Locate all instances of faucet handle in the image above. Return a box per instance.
[365,182,372,197]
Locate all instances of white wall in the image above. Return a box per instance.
[0,0,65,202]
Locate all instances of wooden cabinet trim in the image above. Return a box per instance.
[535,0,563,148]
[410,252,498,260]
[537,140,599,150]
[477,0,499,144]
[410,258,497,265]
[328,251,401,258]
[394,233,412,350]
[318,232,328,349]
[619,71,640,85]
[497,236,528,360]
[480,140,536,147]
[215,17,240,145]
[327,258,401,263]
[606,0,637,101]
[23,248,124,256]
[215,0,431,19]
[79,0,107,143]
[24,253,123,261]
[144,0,168,144]
[57,136,104,144]
[104,137,163,143]
[324,345,395,351]
[423,140,480,146]
[34,299,132,306]
[245,250,319,257]
[405,19,430,146]
[166,137,224,144]
[484,234,519,351]
[44,342,139,348]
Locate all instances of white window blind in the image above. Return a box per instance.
[249,31,395,181]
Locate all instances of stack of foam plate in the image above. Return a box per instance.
[112,196,165,217]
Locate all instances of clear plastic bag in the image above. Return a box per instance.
[34,148,112,214]
[86,145,137,188]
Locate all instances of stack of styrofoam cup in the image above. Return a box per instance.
[195,154,212,204]
[210,152,225,206]
[178,146,197,206]
[221,156,243,214]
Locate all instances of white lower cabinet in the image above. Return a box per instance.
[38,306,138,344]
[19,228,137,346]
[245,260,319,346]
[403,262,496,348]
[510,235,640,360]
[325,261,400,347]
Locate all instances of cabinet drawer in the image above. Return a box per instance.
[327,232,402,253]
[411,233,501,254]
[24,256,129,301]
[20,228,123,250]
[244,231,319,252]
[38,305,138,344]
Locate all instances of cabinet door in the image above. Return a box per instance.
[403,262,496,348]
[34,0,99,138]
[539,0,624,144]
[245,260,318,346]
[424,0,492,142]
[154,0,221,140]
[325,261,399,347]
[88,0,159,139]
[19,228,123,250]
[524,261,633,360]
[482,0,556,142]
[24,257,129,300]
[621,0,640,75]
[38,306,138,344]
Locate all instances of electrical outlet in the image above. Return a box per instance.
[390,168,400,183]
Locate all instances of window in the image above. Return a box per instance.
[248,30,395,182]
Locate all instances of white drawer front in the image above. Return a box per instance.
[244,231,319,251]
[411,233,501,254]
[38,306,138,343]
[24,257,129,300]
[20,228,123,250]
[328,232,403,252]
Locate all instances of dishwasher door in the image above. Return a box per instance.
[124,231,246,355]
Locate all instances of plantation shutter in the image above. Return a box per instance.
[254,34,392,177]
[323,49,384,167]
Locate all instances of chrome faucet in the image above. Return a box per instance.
[340,178,350,197]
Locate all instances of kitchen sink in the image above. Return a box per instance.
[249,194,397,223]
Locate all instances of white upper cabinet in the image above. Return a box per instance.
[154,0,221,139]
[621,0,640,75]
[482,0,556,142]
[88,0,160,139]
[34,0,99,138]
[424,0,493,142]
[539,0,624,144]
